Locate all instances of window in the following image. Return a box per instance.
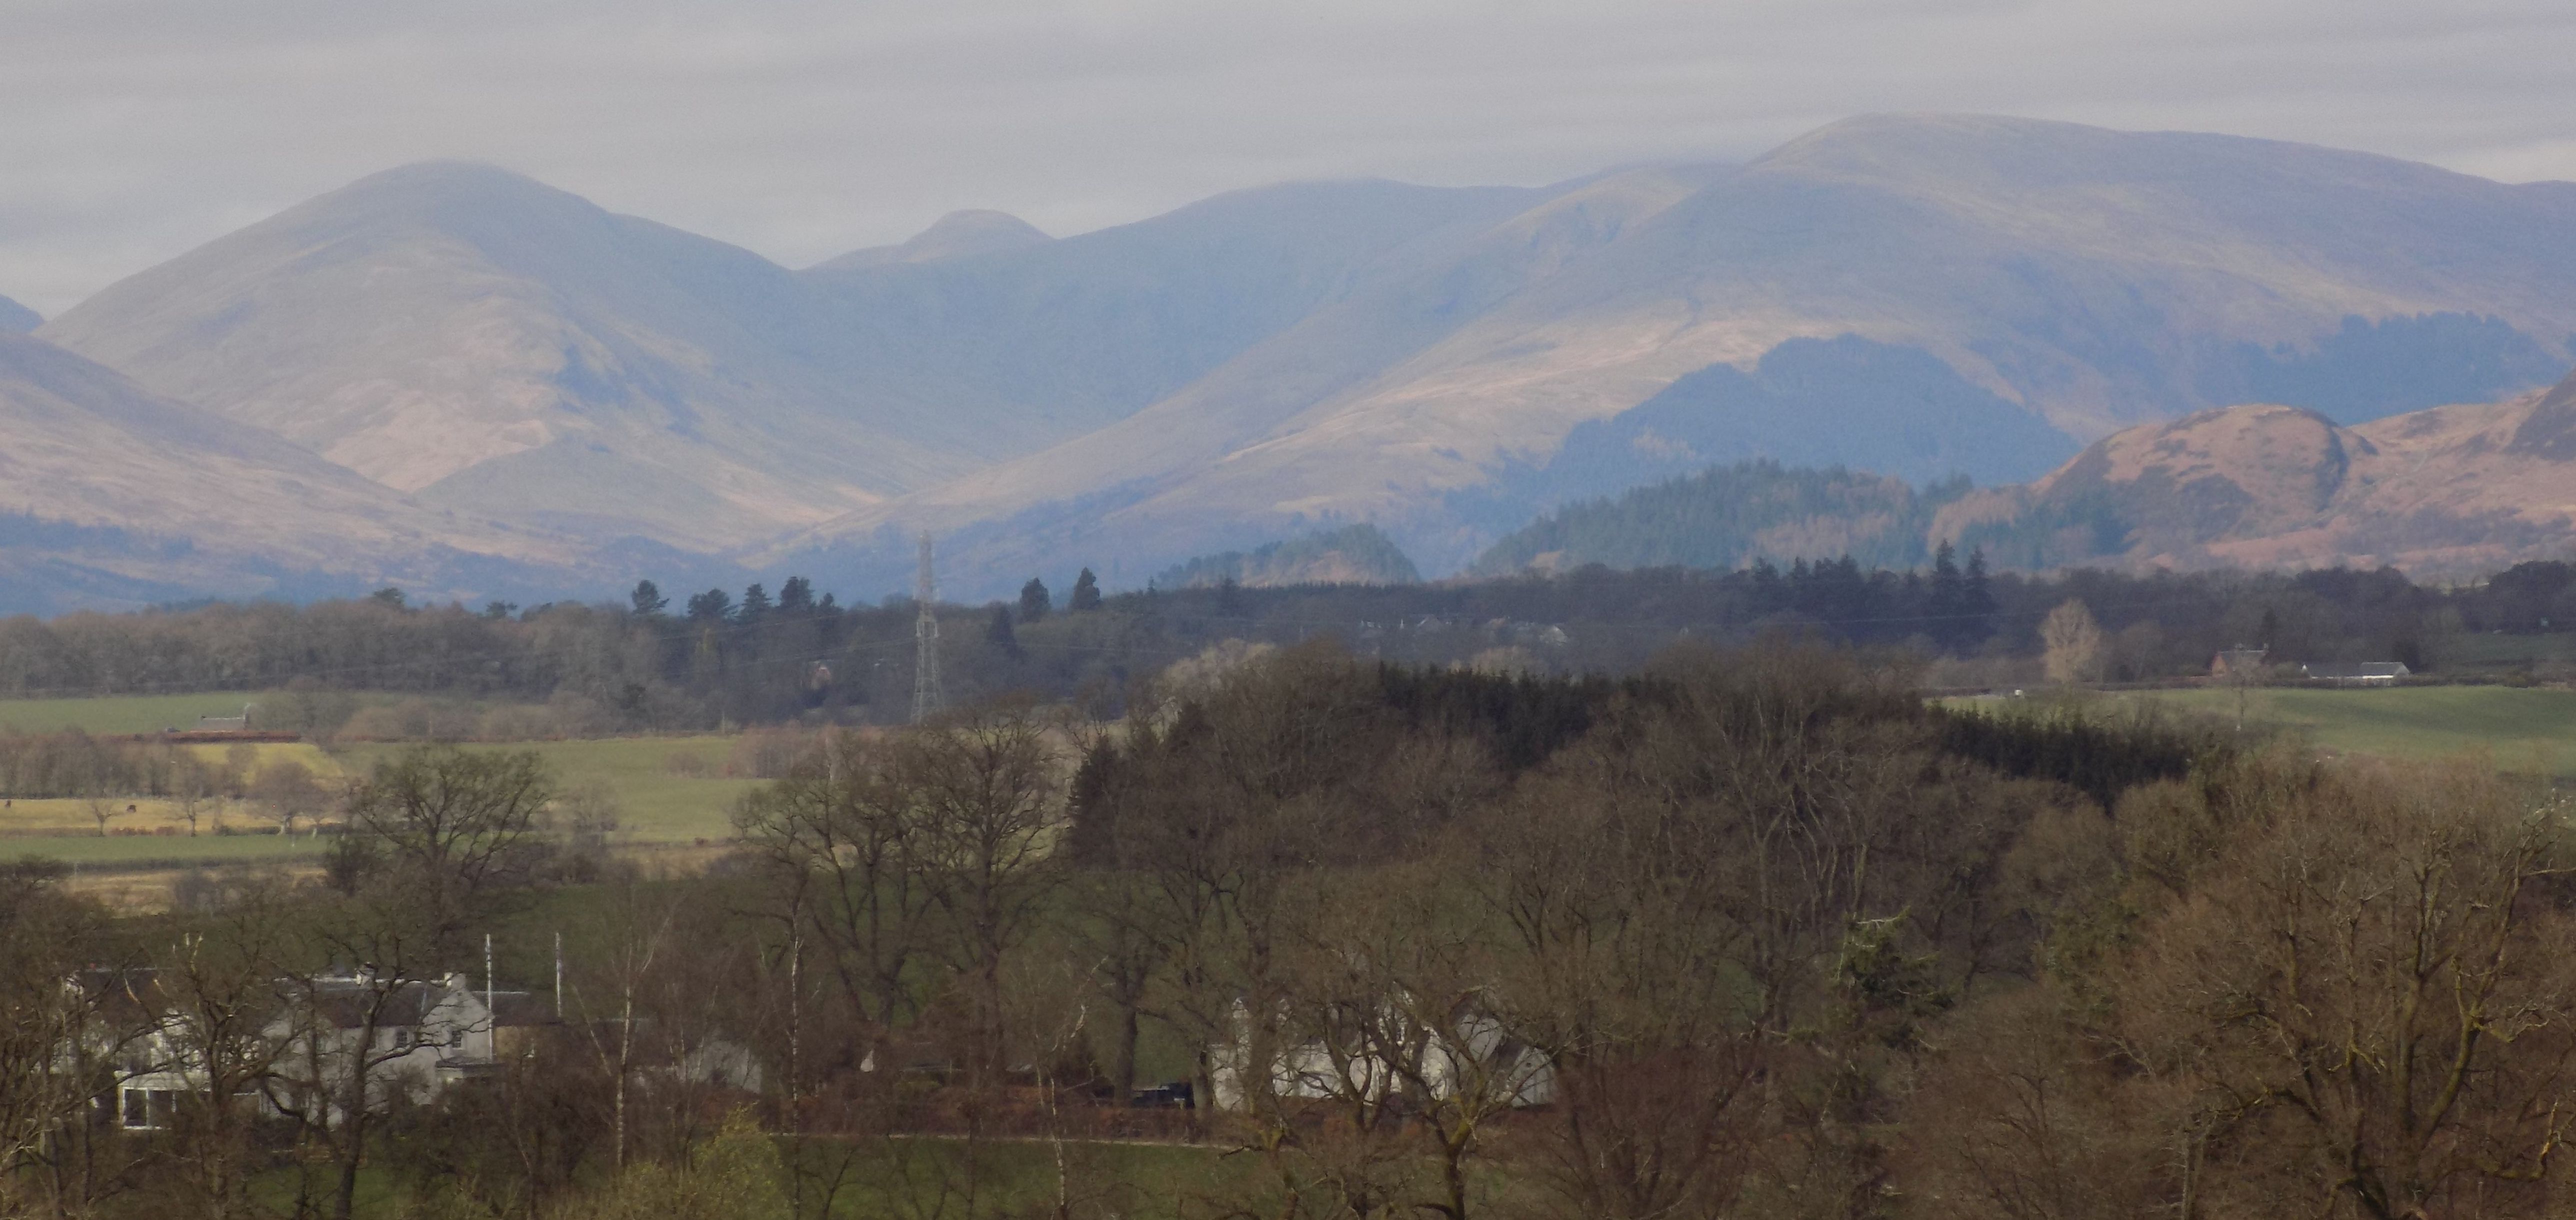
[122,1090,148,1129]
[394,1029,412,1050]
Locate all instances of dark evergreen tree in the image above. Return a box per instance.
[736,583,774,624]
[1019,578,1052,623]
[686,588,732,624]
[1962,546,1997,643]
[1070,568,1102,612]
[629,579,668,617]
[778,576,814,615]
[986,605,1021,658]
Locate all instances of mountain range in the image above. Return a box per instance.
[12,113,2576,610]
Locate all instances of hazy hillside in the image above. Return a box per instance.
[1154,524,1422,589]
[797,178,1555,452]
[815,209,1052,270]
[0,295,36,334]
[42,166,1546,557]
[779,115,2576,596]
[0,332,622,612]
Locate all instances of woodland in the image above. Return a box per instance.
[4,639,2573,1219]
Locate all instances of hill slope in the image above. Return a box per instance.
[0,295,36,334]
[0,332,606,612]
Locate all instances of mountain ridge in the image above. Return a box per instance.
[28,115,2576,607]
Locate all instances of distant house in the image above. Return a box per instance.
[265,973,556,1123]
[2210,646,2268,678]
[2300,661,2412,686]
[76,969,564,1132]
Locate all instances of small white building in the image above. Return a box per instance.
[88,971,555,1131]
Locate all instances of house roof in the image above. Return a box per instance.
[304,980,442,1029]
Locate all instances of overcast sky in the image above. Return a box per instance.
[6,0,2576,314]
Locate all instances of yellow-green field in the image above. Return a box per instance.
[4,736,757,867]
[0,687,764,875]
[336,735,758,842]
[2130,686,2576,777]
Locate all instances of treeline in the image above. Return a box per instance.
[12,643,2576,1218]
[0,557,2572,727]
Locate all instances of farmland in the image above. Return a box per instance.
[2130,684,2576,777]
[0,692,762,887]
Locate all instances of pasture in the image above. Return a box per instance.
[2132,685,2576,777]
[0,690,764,891]
[0,689,300,735]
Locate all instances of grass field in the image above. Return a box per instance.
[0,687,762,879]
[0,689,309,735]
[336,735,757,843]
[2132,686,2576,777]
[10,831,336,866]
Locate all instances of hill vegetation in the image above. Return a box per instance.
[1153,523,1421,589]
[1472,461,1964,575]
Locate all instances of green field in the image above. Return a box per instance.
[2133,686,2576,776]
[0,689,312,735]
[0,831,335,867]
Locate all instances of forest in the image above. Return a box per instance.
[0,554,2568,733]
[4,640,2570,1219]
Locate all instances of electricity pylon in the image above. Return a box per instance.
[912,532,943,723]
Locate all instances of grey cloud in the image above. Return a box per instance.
[4,0,2574,312]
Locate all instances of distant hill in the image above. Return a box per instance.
[1472,462,1962,575]
[1940,366,2576,578]
[42,165,1540,557]
[1156,524,1421,589]
[1490,366,2576,581]
[0,295,37,333]
[814,209,1052,269]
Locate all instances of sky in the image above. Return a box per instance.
[6,0,2576,315]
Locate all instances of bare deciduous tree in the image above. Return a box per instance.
[2042,600,2104,687]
